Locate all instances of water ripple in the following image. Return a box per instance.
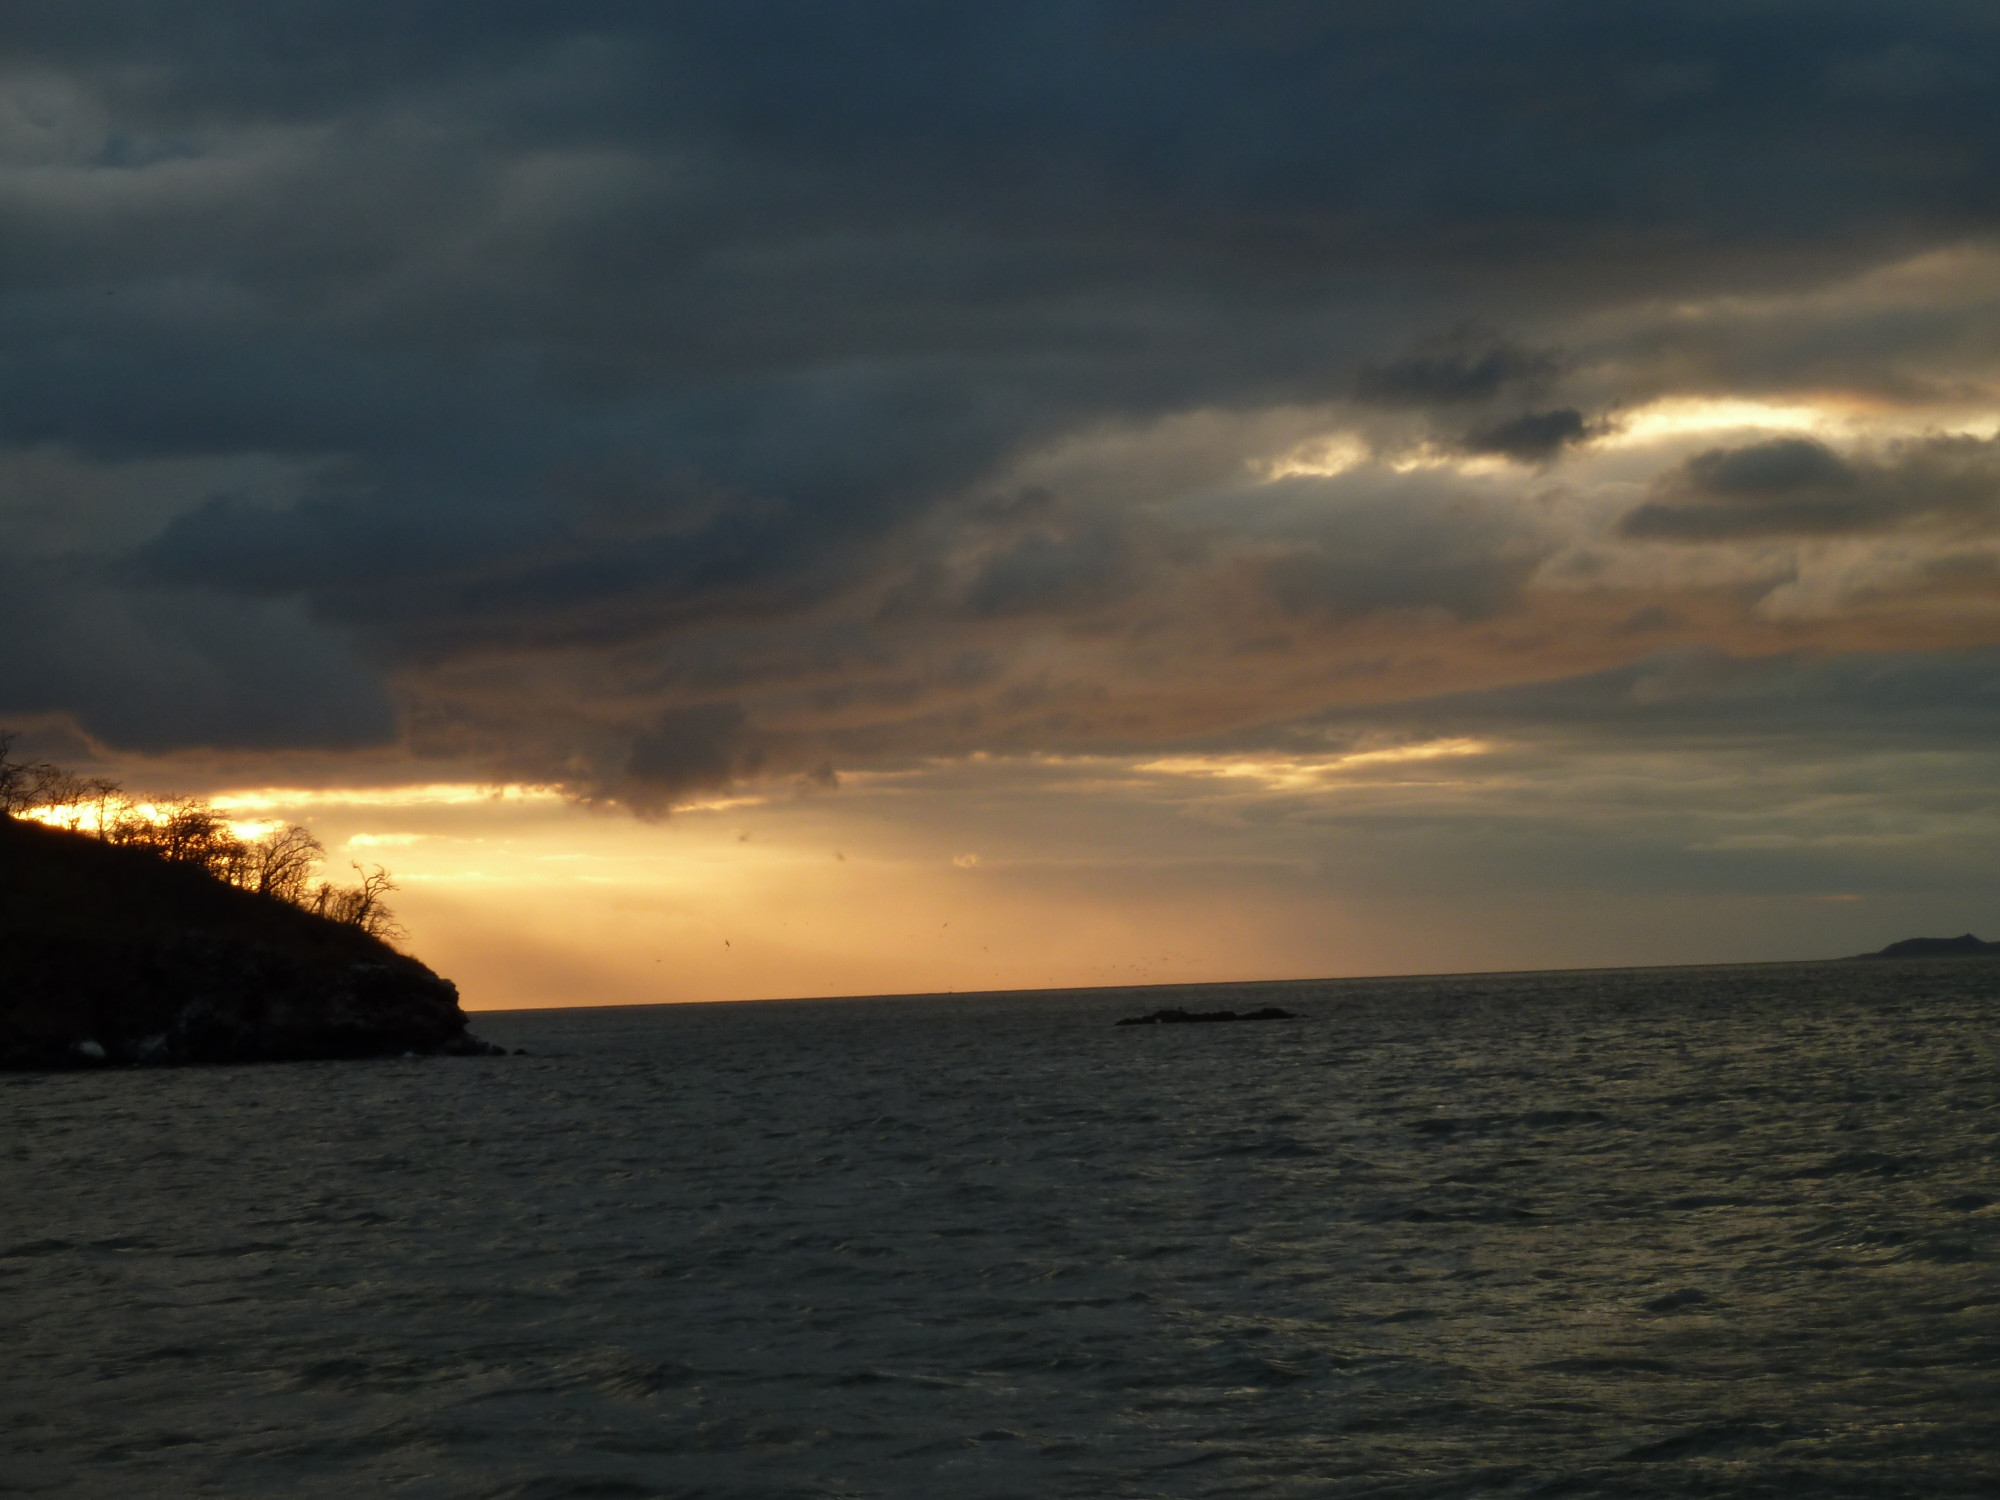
[3,959,1997,1496]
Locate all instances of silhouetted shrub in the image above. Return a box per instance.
[1,731,398,938]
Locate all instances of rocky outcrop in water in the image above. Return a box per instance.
[1116,1006,1297,1026]
[1,816,498,1068]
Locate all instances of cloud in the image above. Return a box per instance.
[625,702,758,805]
[1192,464,1553,624]
[0,557,395,752]
[1356,336,1563,408]
[1459,408,1602,464]
[1294,644,2000,752]
[959,515,1145,619]
[8,3,2000,791]
[1258,532,1538,625]
[1620,433,2000,540]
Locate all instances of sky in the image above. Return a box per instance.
[9,3,2000,1007]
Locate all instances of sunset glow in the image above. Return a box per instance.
[9,4,2000,1005]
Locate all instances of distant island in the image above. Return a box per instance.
[1,737,496,1069]
[1851,933,2000,959]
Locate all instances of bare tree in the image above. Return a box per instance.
[120,795,249,880]
[103,797,155,848]
[0,731,21,815]
[246,824,324,904]
[1,733,133,835]
[311,863,403,940]
[82,777,122,839]
[29,767,93,830]
[0,732,59,817]
[2,733,400,939]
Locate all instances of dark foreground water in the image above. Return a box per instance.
[4,961,1998,1498]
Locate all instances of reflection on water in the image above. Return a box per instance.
[4,960,1997,1497]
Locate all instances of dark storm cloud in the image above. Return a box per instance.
[9,2,2000,767]
[1254,488,1544,624]
[1355,338,1564,408]
[625,702,759,803]
[1168,462,1557,626]
[1262,547,1533,623]
[1459,408,1600,464]
[1621,434,2000,539]
[961,522,1143,619]
[1289,645,2000,751]
[0,559,395,752]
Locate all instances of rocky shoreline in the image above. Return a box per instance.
[2,817,499,1069]
[0,933,501,1069]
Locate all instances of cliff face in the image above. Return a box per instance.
[1,818,494,1068]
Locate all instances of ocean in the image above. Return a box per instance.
[4,960,1997,1498]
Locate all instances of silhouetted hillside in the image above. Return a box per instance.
[1851,933,2000,959]
[1,817,493,1067]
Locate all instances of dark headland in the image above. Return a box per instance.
[0,816,496,1069]
[1850,933,2000,959]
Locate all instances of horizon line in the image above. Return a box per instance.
[465,949,1927,1013]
